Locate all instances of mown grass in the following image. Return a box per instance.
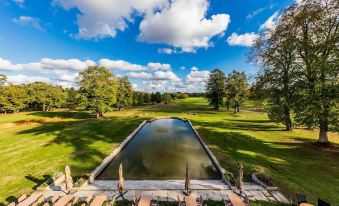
[0,98,338,205]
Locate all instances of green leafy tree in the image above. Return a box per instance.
[132,92,139,106]
[163,93,172,104]
[0,85,27,113]
[154,92,162,103]
[205,69,226,109]
[175,92,189,99]
[225,71,249,113]
[78,66,117,118]
[65,88,81,109]
[116,77,133,111]
[144,93,152,104]
[27,82,66,111]
[289,0,338,144]
[137,92,144,105]
[249,11,298,130]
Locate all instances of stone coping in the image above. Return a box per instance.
[80,180,228,191]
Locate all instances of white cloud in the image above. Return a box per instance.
[191,66,199,71]
[138,0,230,52]
[53,0,168,39]
[142,80,167,92]
[127,72,153,79]
[147,62,171,70]
[13,16,44,31]
[0,58,20,71]
[259,12,280,31]
[36,58,96,71]
[185,70,209,83]
[153,71,180,81]
[7,74,52,85]
[0,58,96,72]
[99,59,146,71]
[56,81,74,88]
[158,48,175,54]
[246,7,265,20]
[57,72,79,82]
[227,32,259,47]
[12,0,25,7]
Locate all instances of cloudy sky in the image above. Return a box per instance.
[0,0,294,92]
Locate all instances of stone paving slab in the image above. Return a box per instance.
[271,191,290,204]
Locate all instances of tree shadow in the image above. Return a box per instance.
[16,116,147,175]
[25,174,52,190]
[193,119,284,132]
[27,111,92,119]
[192,120,339,204]
[1,196,17,206]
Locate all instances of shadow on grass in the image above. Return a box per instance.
[194,119,284,132]
[17,116,147,175]
[27,111,92,119]
[25,174,51,190]
[192,120,339,204]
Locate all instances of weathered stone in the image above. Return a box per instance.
[271,191,289,203]
[251,190,268,201]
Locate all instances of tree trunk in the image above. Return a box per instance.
[4,110,6,114]
[237,105,240,112]
[234,101,238,113]
[318,117,329,145]
[42,103,46,112]
[284,105,292,131]
[226,101,230,111]
[96,113,100,118]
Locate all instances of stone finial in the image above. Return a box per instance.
[65,165,73,192]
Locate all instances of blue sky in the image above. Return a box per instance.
[0,0,294,92]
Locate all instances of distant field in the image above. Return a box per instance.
[0,98,338,205]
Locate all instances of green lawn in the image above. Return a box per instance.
[1,98,338,205]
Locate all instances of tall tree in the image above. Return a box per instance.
[163,93,172,104]
[154,92,162,103]
[78,66,117,118]
[0,85,27,113]
[249,10,299,130]
[290,0,339,144]
[205,69,226,109]
[225,71,249,113]
[144,93,152,103]
[116,77,133,111]
[137,92,144,105]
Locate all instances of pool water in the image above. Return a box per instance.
[96,118,221,180]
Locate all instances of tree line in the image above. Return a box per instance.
[249,0,338,144]
[0,66,188,117]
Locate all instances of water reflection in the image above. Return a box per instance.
[96,118,221,180]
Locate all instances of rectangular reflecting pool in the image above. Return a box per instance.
[96,118,221,180]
